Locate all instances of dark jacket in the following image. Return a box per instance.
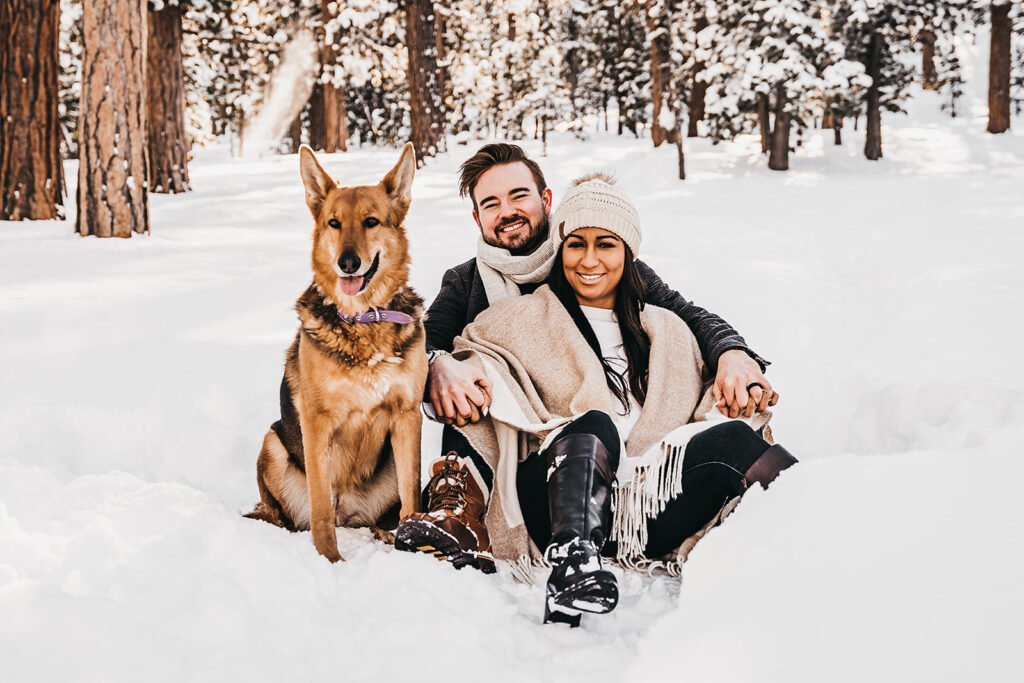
[424,257,767,373]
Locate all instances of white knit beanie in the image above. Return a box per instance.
[550,173,641,258]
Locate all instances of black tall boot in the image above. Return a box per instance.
[543,433,619,627]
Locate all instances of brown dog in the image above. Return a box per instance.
[246,143,427,562]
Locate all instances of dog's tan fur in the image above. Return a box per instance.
[246,143,427,563]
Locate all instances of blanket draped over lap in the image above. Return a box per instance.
[452,285,770,569]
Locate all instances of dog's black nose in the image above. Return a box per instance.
[338,251,361,274]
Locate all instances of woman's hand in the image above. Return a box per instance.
[428,354,493,427]
[713,349,779,418]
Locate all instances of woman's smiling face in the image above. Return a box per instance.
[561,227,626,309]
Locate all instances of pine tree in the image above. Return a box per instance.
[571,0,649,137]
[701,0,866,170]
[829,0,973,159]
[987,1,1013,133]
[76,0,149,237]
[147,0,190,193]
[405,0,445,161]
[1,0,65,220]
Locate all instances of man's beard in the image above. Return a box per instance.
[484,213,550,256]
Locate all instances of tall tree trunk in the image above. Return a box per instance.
[687,76,706,138]
[0,0,64,220]
[76,0,148,237]
[674,127,685,180]
[405,0,445,163]
[146,4,188,193]
[435,8,447,105]
[822,97,835,129]
[920,28,937,89]
[288,114,302,153]
[321,84,348,153]
[687,14,708,138]
[834,116,843,146]
[647,9,676,147]
[768,85,790,171]
[308,84,325,151]
[757,92,770,154]
[319,0,347,153]
[987,1,1011,134]
[864,31,883,161]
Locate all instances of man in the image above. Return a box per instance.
[393,143,776,572]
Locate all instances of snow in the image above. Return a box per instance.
[3,53,1023,683]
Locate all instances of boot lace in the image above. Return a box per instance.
[426,454,468,513]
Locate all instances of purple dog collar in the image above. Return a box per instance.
[337,307,414,324]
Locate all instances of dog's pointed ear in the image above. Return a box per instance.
[382,142,416,208]
[299,145,335,218]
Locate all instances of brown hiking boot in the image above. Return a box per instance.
[394,452,495,573]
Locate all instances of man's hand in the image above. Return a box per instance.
[712,349,779,419]
[428,354,493,427]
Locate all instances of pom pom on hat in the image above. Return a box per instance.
[550,173,641,257]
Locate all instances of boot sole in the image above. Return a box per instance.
[548,571,619,615]
[394,520,496,574]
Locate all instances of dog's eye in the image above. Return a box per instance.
[328,218,340,229]
[363,217,380,228]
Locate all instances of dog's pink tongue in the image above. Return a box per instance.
[339,276,364,296]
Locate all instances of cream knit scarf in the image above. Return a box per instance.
[475,234,557,304]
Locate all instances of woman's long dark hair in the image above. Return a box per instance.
[547,246,651,413]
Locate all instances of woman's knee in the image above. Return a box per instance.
[562,410,620,462]
[684,421,769,473]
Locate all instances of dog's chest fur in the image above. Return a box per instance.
[278,285,427,492]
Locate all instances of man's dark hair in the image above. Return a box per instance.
[458,143,548,212]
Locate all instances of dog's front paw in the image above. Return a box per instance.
[315,540,345,563]
[371,527,396,545]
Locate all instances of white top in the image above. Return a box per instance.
[579,305,641,440]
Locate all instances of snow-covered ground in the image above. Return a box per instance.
[3,64,1023,682]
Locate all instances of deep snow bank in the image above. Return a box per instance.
[2,76,1023,680]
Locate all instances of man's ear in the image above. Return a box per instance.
[299,145,335,218]
[382,142,416,208]
[541,186,553,214]
[472,210,482,230]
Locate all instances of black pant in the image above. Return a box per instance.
[516,415,771,558]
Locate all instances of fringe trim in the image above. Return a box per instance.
[610,440,688,560]
[501,553,682,584]
[504,554,551,585]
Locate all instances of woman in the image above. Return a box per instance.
[451,175,796,626]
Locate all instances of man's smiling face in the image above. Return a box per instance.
[471,162,553,254]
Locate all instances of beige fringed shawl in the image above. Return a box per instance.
[452,285,769,570]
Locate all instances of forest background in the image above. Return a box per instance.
[1,0,1022,231]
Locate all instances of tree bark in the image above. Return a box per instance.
[308,84,325,151]
[687,76,706,138]
[864,31,883,160]
[757,92,770,154]
[674,127,685,180]
[768,85,789,171]
[920,28,937,89]
[687,14,708,138]
[0,0,65,220]
[319,0,347,153]
[987,2,1011,134]
[647,9,676,147]
[822,97,835,129]
[405,0,445,163]
[146,4,189,193]
[834,116,843,146]
[288,114,302,153]
[76,0,149,237]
